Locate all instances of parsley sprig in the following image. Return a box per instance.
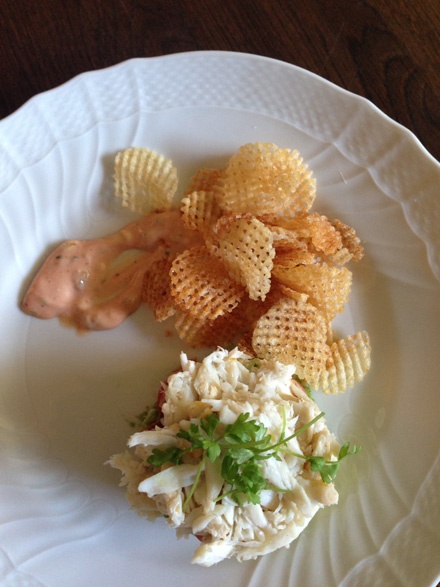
[147,412,360,509]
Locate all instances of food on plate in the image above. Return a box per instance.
[21,142,371,393]
[114,147,178,215]
[19,143,369,563]
[108,347,360,566]
[213,142,316,216]
[21,210,203,330]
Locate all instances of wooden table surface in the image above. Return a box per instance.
[1,2,439,586]
[1,0,439,162]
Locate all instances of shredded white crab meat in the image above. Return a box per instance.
[108,347,340,566]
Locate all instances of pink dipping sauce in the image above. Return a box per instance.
[21,209,203,331]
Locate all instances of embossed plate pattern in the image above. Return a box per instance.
[0,52,439,587]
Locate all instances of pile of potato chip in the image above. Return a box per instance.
[114,143,371,394]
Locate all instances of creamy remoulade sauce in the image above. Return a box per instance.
[21,209,203,331]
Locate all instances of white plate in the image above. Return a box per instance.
[1,51,439,587]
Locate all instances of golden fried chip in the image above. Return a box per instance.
[174,307,244,348]
[180,190,222,234]
[142,256,176,322]
[269,226,316,262]
[273,242,316,268]
[272,262,352,322]
[114,147,177,214]
[270,212,364,266]
[113,142,370,391]
[210,214,275,301]
[252,297,330,388]
[268,212,342,255]
[235,282,288,328]
[272,281,309,304]
[263,211,311,233]
[183,168,223,195]
[174,311,206,347]
[176,282,289,349]
[329,219,364,264]
[307,214,344,256]
[169,246,244,321]
[268,225,299,247]
[236,333,256,356]
[319,330,371,393]
[215,142,316,217]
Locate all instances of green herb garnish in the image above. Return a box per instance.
[147,411,360,509]
[242,358,262,372]
[292,375,314,400]
[128,403,160,430]
[307,442,362,483]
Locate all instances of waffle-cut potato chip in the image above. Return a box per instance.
[170,246,244,321]
[329,219,364,264]
[180,190,222,233]
[273,281,309,304]
[215,143,316,218]
[174,311,208,347]
[181,284,293,349]
[235,282,289,329]
[252,297,330,388]
[273,242,316,267]
[176,283,287,349]
[236,333,256,356]
[110,142,368,391]
[174,307,245,348]
[307,214,344,257]
[269,212,364,267]
[272,262,351,322]
[114,148,178,214]
[228,280,305,329]
[269,212,342,255]
[263,211,314,234]
[211,214,275,301]
[269,226,315,261]
[176,290,282,347]
[319,331,371,393]
[183,168,223,195]
[268,225,298,247]
[142,256,176,322]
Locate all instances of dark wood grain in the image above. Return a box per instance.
[1,0,439,161]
